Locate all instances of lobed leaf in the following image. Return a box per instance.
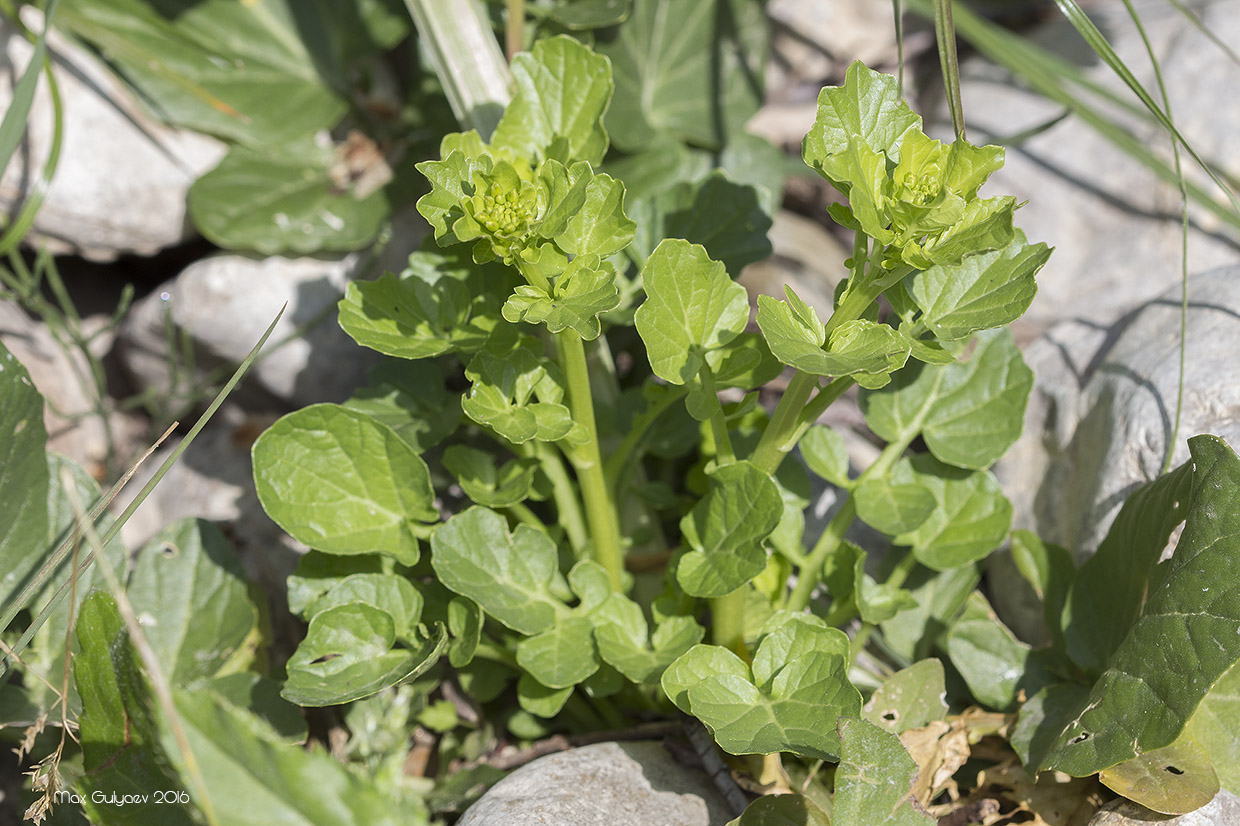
[503,255,621,340]
[339,271,494,360]
[893,456,1012,570]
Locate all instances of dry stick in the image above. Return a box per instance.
[459,721,684,772]
[61,469,222,826]
[681,716,750,817]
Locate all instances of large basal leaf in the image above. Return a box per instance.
[1061,455,1195,678]
[164,687,429,825]
[635,238,749,385]
[125,519,258,687]
[676,461,783,598]
[598,0,767,151]
[859,329,1033,470]
[283,603,446,706]
[73,593,196,826]
[59,0,349,145]
[832,717,934,826]
[252,404,437,564]
[911,238,1050,342]
[1189,659,1240,797]
[188,138,389,254]
[0,341,49,612]
[662,615,861,759]
[491,36,613,166]
[1098,734,1219,815]
[1040,436,1240,777]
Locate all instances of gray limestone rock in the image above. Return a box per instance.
[1088,791,1240,826]
[457,742,735,826]
[119,252,382,410]
[931,0,1240,339]
[0,10,225,260]
[995,265,1240,558]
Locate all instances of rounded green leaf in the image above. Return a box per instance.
[635,238,749,385]
[339,271,494,359]
[252,404,436,564]
[895,456,1012,570]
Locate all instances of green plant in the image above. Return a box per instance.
[7,25,1240,826]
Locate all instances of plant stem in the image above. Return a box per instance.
[555,331,626,590]
[505,0,525,62]
[530,442,588,554]
[786,497,856,612]
[750,371,818,475]
[711,590,748,658]
[699,367,735,464]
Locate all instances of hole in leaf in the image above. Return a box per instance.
[1164,765,1185,776]
[159,543,177,558]
[1070,732,1091,744]
[310,653,341,665]
[881,711,897,722]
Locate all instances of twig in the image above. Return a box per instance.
[681,716,751,817]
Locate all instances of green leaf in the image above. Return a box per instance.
[853,552,917,624]
[662,616,861,759]
[946,592,1054,712]
[557,172,637,257]
[430,506,568,635]
[491,36,613,166]
[635,238,749,385]
[58,0,347,145]
[165,687,428,825]
[859,329,1034,470]
[832,717,934,826]
[416,149,491,246]
[306,573,423,637]
[712,333,784,390]
[905,196,1017,269]
[1041,437,1240,777]
[1010,682,1090,771]
[516,615,600,688]
[1099,735,1220,815]
[339,271,495,359]
[286,551,386,617]
[1010,530,1075,654]
[803,61,922,168]
[125,519,258,686]
[880,564,980,662]
[546,0,631,29]
[660,173,775,276]
[1061,455,1195,677]
[0,342,50,612]
[188,138,388,254]
[73,593,195,825]
[1189,659,1240,797]
[890,456,1011,570]
[517,673,573,717]
[599,0,767,151]
[343,360,460,453]
[862,659,948,734]
[447,597,483,668]
[206,672,307,746]
[503,255,621,340]
[756,290,910,387]
[594,595,704,683]
[253,404,437,564]
[461,348,578,444]
[854,463,937,536]
[676,462,783,598]
[911,239,1050,341]
[800,425,852,489]
[283,603,446,706]
[443,445,539,508]
[728,794,831,826]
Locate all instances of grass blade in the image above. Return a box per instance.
[933,0,965,140]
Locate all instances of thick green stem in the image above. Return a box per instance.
[750,371,818,475]
[699,367,735,464]
[556,331,626,590]
[711,590,748,658]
